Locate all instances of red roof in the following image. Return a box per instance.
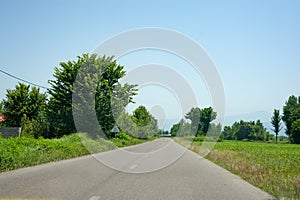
[0,115,5,123]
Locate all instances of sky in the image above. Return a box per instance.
[0,0,299,130]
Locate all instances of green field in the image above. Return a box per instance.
[180,139,300,199]
[0,133,152,173]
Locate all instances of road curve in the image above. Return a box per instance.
[0,138,275,200]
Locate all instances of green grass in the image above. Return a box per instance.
[176,137,300,199]
[0,133,154,173]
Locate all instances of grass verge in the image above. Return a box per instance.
[0,133,154,173]
[175,137,300,200]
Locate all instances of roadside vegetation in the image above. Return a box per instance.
[0,54,159,173]
[0,132,155,173]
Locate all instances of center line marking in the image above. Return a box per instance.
[129,164,138,169]
[89,196,100,200]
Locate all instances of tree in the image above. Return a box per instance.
[131,106,151,127]
[2,83,46,127]
[224,120,269,141]
[222,126,234,140]
[271,109,282,143]
[47,55,83,137]
[291,119,300,144]
[170,121,181,137]
[48,54,136,138]
[130,106,158,138]
[185,107,200,135]
[282,95,300,143]
[185,106,217,136]
[111,83,138,115]
[199,107,217,134]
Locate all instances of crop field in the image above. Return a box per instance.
[182,139,300,199]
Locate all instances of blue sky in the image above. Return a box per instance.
[0,0,299,130]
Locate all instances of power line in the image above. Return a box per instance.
[0,69,49,90]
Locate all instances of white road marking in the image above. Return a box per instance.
[89,196,100,200]
[129,164,138,169]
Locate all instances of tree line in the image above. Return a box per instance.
[0,54,299,144]
[0,54,158,139]
[169,95,300,144]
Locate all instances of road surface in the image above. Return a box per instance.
[0,138,275,200]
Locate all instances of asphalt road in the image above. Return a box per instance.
[0,138,275,200]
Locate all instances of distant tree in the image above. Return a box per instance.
[170,119,185,137]
[222,126,235,140]
[282,95,300,143]
[159,129,170,136]
[234,120,252,140]
[291,119,300,144]
[130,106,158,138]
[131,106,151,127]
[185,107,200,135]
[185,107,217,136]
[207,123,222,138]
[199,107,217,134]
[271,109,282,143]
[2,83,46,127]
[170,121,181,137]
[225,120,269,141]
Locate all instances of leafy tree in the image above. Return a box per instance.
[47,56,83,137]
[48,54,136,138]
[159,129,170,136]
[2,83,46,127]
[130,106,158,138]
[199,107,217,134]
[291,119,300,144]
[184,107,200,135]
[112,83,138,115]
[170,121,181,137]
[222,126,234,140]
[235,120,252,140]
[282,95,300,143]
[271,109,282,143]
[185,106,217,136]
[223,120,269,141]
[131,106,151,127]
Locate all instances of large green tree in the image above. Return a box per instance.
[47,56,83,137]
[2,83,46,127]
[282,95,300,143]
[271,109,282,143]
[48,54,136,138]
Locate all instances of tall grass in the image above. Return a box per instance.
[0,134,115,172]
[0,133,153,173]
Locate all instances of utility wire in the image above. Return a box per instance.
[0,69,49,90]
